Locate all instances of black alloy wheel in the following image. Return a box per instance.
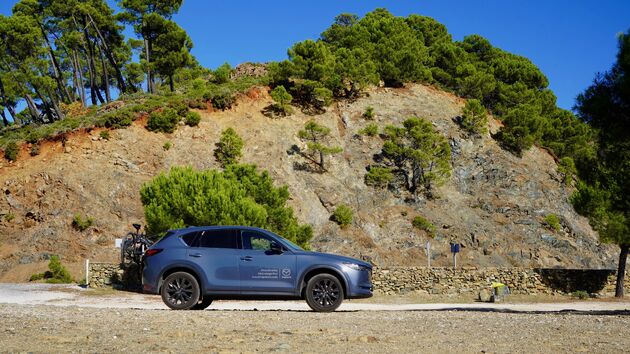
[161,272,200,310]
[305,274,344,312]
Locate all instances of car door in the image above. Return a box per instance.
[186,229,241,293]
[238,230,297,294]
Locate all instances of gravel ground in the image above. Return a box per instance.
[1,284,629,353]
[1,303,629,353]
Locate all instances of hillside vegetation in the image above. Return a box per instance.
[0,3,625,282]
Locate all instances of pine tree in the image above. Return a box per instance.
[214,127,244,168]
[298,121,342,172]
[572,30,630,298]
[382,117,451,197]
[140,165,313,248]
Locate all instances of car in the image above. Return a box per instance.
[142,226,373,312]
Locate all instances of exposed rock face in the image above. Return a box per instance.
[0,84,618,281]
[230,62,268,80]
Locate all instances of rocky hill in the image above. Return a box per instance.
[0,84,617,281]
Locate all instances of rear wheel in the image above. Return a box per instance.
[161,272,200,310]
[192,296,213,310]
[305,274,344,312]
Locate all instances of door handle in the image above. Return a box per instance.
[189,253,202,258]
[240,256,253,261]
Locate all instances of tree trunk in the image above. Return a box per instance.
[46,88,64,121]
[33,88,51,123]
[319,150,325,170]
[169,75,174,92]
[100,50,111,102]
[615,244,629,298]
[144,37,154,94]
[24,94,41,122]
[70,51,80,103]
[82,16,105,105]
[87,13,128,93]
[39,24,70,102]
[74,50,86,107]
[0,110,9,127]
[6,104,16,121]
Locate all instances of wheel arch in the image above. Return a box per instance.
[158,265,204,295]
[299,266,349,299]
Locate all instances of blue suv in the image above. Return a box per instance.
[142,226,373,312]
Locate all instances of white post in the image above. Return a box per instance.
[425,240,431,268]
[453,253,457,270]
[85,259,90,287]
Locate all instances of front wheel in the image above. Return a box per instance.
[305,274,344,312]
[161,272,200,310]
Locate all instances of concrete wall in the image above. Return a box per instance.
[87,261,630,296]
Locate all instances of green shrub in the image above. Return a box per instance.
[147,108,180,133]
[46,255,73,284]
[103,110,134,129]
[4,141,18,161]
[185,111,201,127]
[4,212,15,222]
[30,145,40,156]
[211,91,236,111]
[99,130,110,140]
[363,106,375,120]
[332,204,353,228]
[214,127,244,167]
[140,165,313,248]
[213,62,232,84]
[187,99,206,110]
[72,213,93,231]
[544,214,561,231]
[359,123,379,137]
[167,99,189,117]
[365,166,393,188]
[270,85,293,116]
[163,141,172,151]
[29,272,45,281]
[557,157,577,185]
[572,290,589,300]
[460,99,488,136]
[412,216,436,238]
[25,129,43,144]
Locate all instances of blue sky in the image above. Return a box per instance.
[1,0,629,110]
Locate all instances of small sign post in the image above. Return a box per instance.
[115,238,122,249]
[425,240,431,268]
[450,243,460,270]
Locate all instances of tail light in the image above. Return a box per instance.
[145,248,163,257]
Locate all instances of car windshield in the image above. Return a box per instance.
[279,235,304,251]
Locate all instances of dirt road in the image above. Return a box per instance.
[0,284,629,353]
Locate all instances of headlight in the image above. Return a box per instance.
[343,262,367,271]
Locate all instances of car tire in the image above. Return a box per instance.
[305,273,344,312]
[192,296,213,310]
[161,272,200,310]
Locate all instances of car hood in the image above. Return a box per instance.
[294,251,372,269]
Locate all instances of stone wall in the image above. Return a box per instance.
[87,261,630,296]
[373,267,630,296]
[88,262,140,290]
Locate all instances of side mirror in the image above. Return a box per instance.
[270,242,283,254]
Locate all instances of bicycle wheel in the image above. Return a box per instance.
[120,233,135,266]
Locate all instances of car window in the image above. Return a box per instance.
[198,229,238,249]
[242,231,275,251]
[181,231,200,247]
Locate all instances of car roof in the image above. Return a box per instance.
[170,225,271,234]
